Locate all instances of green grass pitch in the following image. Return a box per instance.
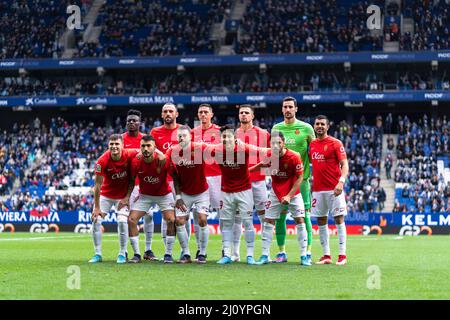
[0,233,449,299]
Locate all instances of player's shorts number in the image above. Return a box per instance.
[312,198,317,208]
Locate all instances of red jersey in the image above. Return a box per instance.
[166,142,208,195]
[123,131,144,185]
[150,124,180,182]
[309,136,347,192]
[95,149,138,200]
[130,154,172,196]
[122,131,144,149]
[270,149,304,201]
[208,144,252,193]
[236,125,270,182]
[191,124,221,177]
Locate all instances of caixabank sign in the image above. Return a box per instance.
[0,211,449,235]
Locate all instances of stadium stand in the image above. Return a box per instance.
[0,0,87,59]
[1,67,449,97]
[394,115,450,213]
[75,0,232,57]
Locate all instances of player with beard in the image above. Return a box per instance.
[250,131,310,266]
[150,103,191,257]
[123,109,157,261]
[271,97,315,265]
[126,135,177,264]
[310,115,349,265]
[167,125,211,263]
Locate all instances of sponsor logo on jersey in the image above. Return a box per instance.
[163,141,174,150]
[177,159,195,167]
[311,152,325,160]
[143,176,160,184]
[111,171,127,179]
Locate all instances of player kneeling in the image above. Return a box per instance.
[251,131,310,266]
[309,115,348,265]
[167,125,211,264]
[126,135,177,264]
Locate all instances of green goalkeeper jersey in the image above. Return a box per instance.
[272,119,315,179]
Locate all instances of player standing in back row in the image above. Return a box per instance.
[122,109,158,261]
[191,104,221,260]
[309,115,348,265]
[233,104,270,262]
[271,97,314,265]
[150,103,190,257]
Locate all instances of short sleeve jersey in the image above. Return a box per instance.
[309,136,347,192]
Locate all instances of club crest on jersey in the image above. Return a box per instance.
[295,129,300,135]
[95,164,101,173]
[284,163,288,169]
[156,167,161,174]
[324,145,328,151]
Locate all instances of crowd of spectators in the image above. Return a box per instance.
[394,114,449,212]
[0,0,90,59]
[399,0,450,51]
[75,0,231,58]
[236,0,384,54]
[1,0,449,60]
[330,116,386,212]
[2,68,449,97]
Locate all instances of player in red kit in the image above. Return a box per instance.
[232,104,270,262]
[167,125,211,263]
[150,103,191,258]
[205,125,259,265]
[123,109,158,261]
[191,103,221,260]
[89,134,138,264]
[309,115,349,266]
[126,135,177,264]
[249,131,310,266]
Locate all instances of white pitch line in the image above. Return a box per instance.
[0,234,116,241]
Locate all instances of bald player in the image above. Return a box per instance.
[150,103,191,257]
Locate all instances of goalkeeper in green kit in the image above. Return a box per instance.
[271,96,314,264]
